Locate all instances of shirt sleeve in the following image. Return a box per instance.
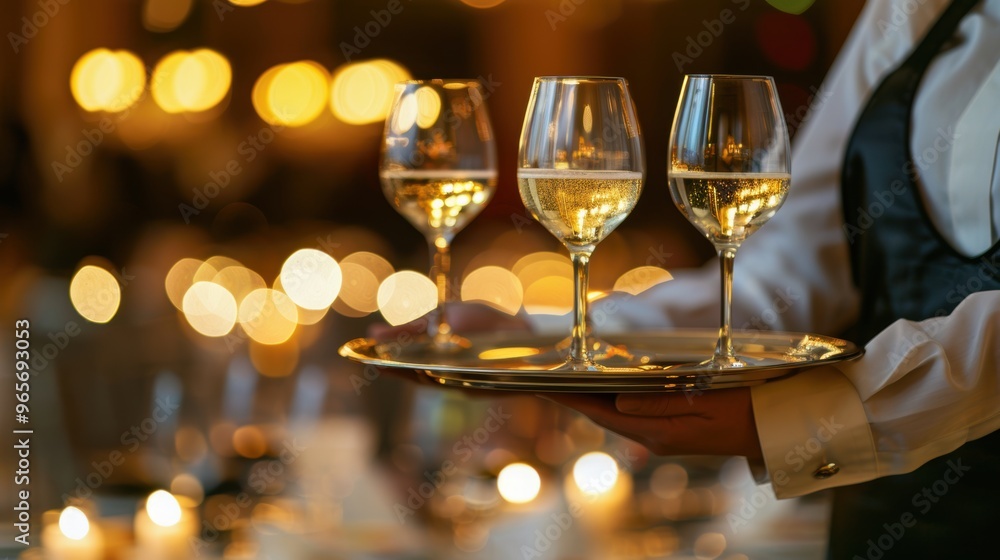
[752,290,1000,498]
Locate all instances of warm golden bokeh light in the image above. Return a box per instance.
[522,276,573,315]
[182,281,238,337]
[170,473,205,507]
[376,271,437,326]
[336,263,380,315]
[58,507,90,540]
[212,266,267,306]
[414,85,442,129]
[513,251,572,288]
[459,0,508,8]
[330,59,410,125]
[152,49,231,113]
[461,266,523,315]
[336,251,394,315]
[249,338,299,377]
[497,463,541,504]
[229,0,268,6]
[70,265,122,323]
[272,275,331,324]
[146,490,182,527]
[279,249,342,310]
[197,256,242,281]
[572,452,619,495]
[70,48,146,113]
[693,532,728,560]
[143,0,193,32]
[238,288,298,345]
[613,266,673,295]
[232,425,268,458]
[174,426,209,464]
[255,61,329,126]
[165,258,206,310]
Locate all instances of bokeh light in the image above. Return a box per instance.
[459,0,507,8]
[143,0,193,32]
[336,251,395,315]
[229,0,268,5]
[253,61,329,126]
[279,249,342,310]
[330,59,410,125]
[70,265,122,323]
[461,266,523,315]
[694,532,727,560]
[572,452,619,495]
[232,425,268,458]
[522,276,573,315]
[70,48,146,113]
[514,252,574,315]
[650,463,689,500]
[194,256,241,283]
[249,338,299,377]
[182,282,238,337]
[377,271,437,326]
[613,266,673,295]
[58,507,90,540]
[165,258,205,310]
[238,288,298,345]
[496,463,541,504]
[170,473,205,506]
[146,490,183,527]
[152,49,232,113]
[414,85,442,129]
[212,266,267,306]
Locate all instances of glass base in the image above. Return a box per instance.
[549,335,657,371]
[379,333,473,362]
[699,354,748,370]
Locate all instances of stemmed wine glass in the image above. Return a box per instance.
[518,77,645,371]
[667,75,791,369]
[380,79,498,351]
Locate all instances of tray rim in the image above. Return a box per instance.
[338,328,863,381]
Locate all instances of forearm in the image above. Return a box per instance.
[752,290,1000,498]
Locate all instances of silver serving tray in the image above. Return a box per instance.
[338,329,863,392]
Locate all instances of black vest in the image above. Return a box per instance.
[834,0,1000,556]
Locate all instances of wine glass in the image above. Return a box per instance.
[668,75,791,369]
[518,77,645,371]
[380,79,498,351]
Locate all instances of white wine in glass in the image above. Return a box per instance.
[380,80,497,351]
[518,77,645,371]
[668,75,791,369]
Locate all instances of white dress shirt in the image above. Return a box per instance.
[589,0,1000,498]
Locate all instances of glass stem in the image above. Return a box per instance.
[569,250,593,367]
[716,246,738,363]
[429,237,452,346]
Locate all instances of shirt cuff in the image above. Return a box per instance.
[750,365,878,498]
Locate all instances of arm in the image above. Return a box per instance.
[754,290,1000,497]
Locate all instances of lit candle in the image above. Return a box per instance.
[42,506,104,560]
[134,490,198,559]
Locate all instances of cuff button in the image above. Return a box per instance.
[813,463,840,479]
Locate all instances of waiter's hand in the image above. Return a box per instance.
[543,389,763,461]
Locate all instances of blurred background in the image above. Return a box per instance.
[1,0,864,558]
